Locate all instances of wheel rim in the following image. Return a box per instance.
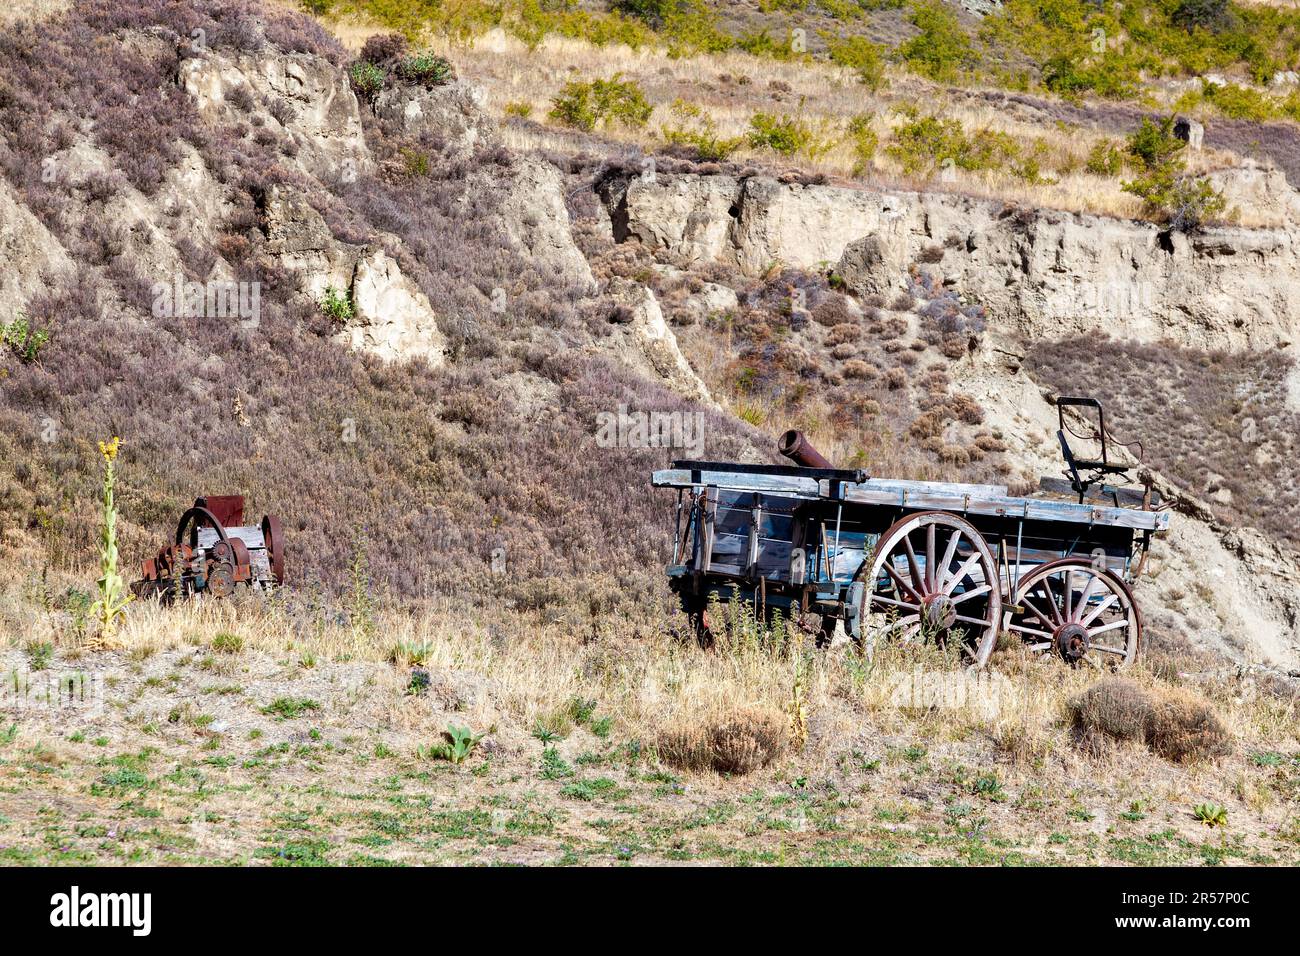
[1005,558,1140,670]
[857,511,1001,668]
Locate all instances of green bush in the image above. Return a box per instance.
[885,111,1015,176]
[319,286,355,323]
[747,112,834,159]
[1085,139,1125,176]
[1202,82,1274,120]
[395,53,454,86]
[1126,116,1184,171]
[348,61,386,102]
[827,34,887,90]
[1,313,50,363]
[1172,0,1238,34]
[661,100,744,160]
[549,75,653,131]
[1123,166,1226,231]
[847,114,878,175]
[898,0,978,82]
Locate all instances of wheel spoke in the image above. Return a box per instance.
[1023,641,1052,652]
[1039,578,1066,625]
[1080,593,1119,627]
[950,584,991,605]
[1091,644,1129,655]
[1072,572,1100,622]
[1019,594,1058,632]
[1064,568,1073,621]
[882,560,925,604]
[954,613,993,628]
[902,535,924,593]
[872,594,921,613]
[937,529,962,592]
[925,524,936,591]
[1088,618,1131,637]
[1008,623,1053,639]
[943,552,984,596]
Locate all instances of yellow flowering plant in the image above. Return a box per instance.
[89,436,132,644]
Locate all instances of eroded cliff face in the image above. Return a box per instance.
[599,170,1300,352]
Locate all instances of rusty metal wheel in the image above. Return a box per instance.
[856,511,1001,668]
[1004,558,1141,670]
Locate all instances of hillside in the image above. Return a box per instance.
[0,0,1297,867]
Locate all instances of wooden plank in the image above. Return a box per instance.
[652,468,822,497]
[652,469,1169,531]
[838,485,1168,531]
[862,478,1009,497]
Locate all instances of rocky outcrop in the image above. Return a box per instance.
[373,81,497,157]
[262,185,445,365]
[600,171,1300,351]
[603,279,714,405]
[179,49,371,181]
[492,157,595,290]
[0,177,73,316]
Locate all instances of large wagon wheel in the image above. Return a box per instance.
[1004,557,1141,670]
[856,511,1001,668]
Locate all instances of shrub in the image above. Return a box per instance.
[358,32,409,66]
[503,100,533,118]
[1126,116,1183,171]
[1085,139,1124,176]
[660,100,744,161]
[886,112,1015,176]
[898,0,978,82]
[1123,166,1226,231]
[656,706,787,774]
[1202,82,1273,120]
[1068,678,1232,763]
[549,75,652,131]
[319,286,355,323]
[0,313,50,363]
[348,61,386,102]
[847,114,878,175]
[1171,0,1238,34]
[421,725,485,764]
[612,0,690,28]
[747,112,834,159]
[826,34,886,90]
[395,53,454,86]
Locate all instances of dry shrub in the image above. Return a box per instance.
[826,323,861,345]
[811,295,852,327]
[1069,677,1232,763]
[657,706,787,775]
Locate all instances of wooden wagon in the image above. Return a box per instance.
[652,399,1170,670]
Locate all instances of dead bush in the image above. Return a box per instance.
[657,706,787,775]
[826,323,861,345]
[811,295,853,327]
[842,359,877,380]
[1068,678,1232,763]
[885,367,907,390]
[831,342,858,360]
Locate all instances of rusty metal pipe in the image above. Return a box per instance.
[778,430,834,469]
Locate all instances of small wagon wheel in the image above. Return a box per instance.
[1004,557,1141,670]
[856,511,1001,668]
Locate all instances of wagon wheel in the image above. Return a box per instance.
[856,511,1001,668]
[1004,558,1141,670]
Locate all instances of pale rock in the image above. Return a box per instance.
[372,81,496,157]
[603,279,714,405]
[179,49,371,181]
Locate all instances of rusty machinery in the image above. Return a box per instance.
[133,495,285,600]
